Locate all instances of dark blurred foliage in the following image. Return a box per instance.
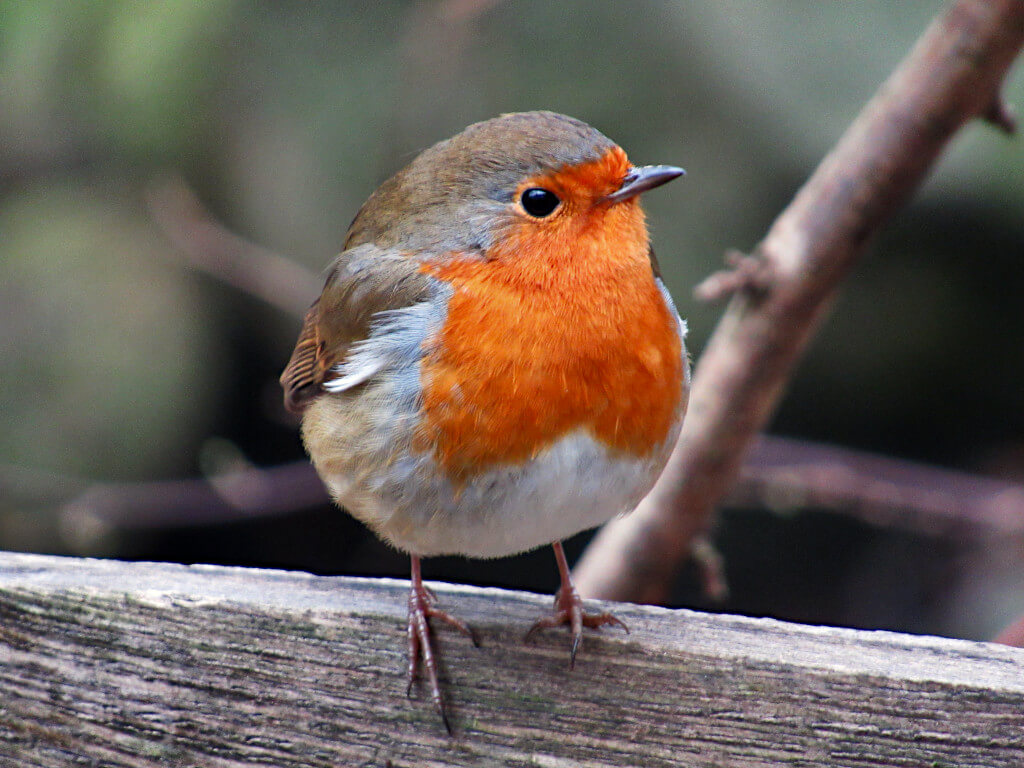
[2,2,1023,643]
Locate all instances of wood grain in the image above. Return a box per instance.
[2,552,1023,767]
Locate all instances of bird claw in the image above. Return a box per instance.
[525,584,629,668]
[406,579,477,735]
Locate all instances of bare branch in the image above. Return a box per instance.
[145,175,320,318]
[983,93,1018,134]
[7,428,1022,557]
[575,0,1024,604]
[994,614,1024,647]
[693,250,773,303]
[689,535,729,602]
[59,461,327,536]
[732,435,1024,540]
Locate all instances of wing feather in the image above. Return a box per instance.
[279,244,435,414]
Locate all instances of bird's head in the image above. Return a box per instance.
[344,111,683,264]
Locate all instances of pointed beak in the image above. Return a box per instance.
[605,164,686,204]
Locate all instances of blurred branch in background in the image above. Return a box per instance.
[60,439,1024,540]
[58,460,326,544]
[994,614,1024,648]
[1,459,325,550]
[7,433,1024,570]
[738,435,1024,540]
[145,176,320,317]
[573,0,1024,604]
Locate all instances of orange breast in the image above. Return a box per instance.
[416,195,684,479]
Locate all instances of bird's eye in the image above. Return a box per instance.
[520,187,560,218]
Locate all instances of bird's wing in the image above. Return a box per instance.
[280,243,435,414]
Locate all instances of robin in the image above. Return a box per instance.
[281,111,689,731]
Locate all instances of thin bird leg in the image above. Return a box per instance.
[525,541,629,668]
[406,555,477,734]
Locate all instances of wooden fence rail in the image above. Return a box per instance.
[1,552,1022,767]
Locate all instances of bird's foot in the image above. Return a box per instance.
[406,577,478,735]
[525,582,629,668]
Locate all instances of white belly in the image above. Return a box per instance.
[366,427,676,558]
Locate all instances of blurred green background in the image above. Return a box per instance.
[2,1,1023,642]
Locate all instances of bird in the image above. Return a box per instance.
[280,111,689,732]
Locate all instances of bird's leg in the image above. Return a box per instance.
[525,541,629,668]
[406,555,477,734]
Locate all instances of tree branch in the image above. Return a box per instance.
[994,614,1024,647]
[6,433,1020,556]
[575,0,1024,604]
[145,176,320,317]
[60,461,327,534]
[733,435,1024,540]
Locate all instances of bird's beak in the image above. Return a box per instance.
[605,165,685,204]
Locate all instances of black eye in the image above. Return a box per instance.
[520,187,560,217]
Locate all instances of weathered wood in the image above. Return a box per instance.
[1,552,1022,767]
